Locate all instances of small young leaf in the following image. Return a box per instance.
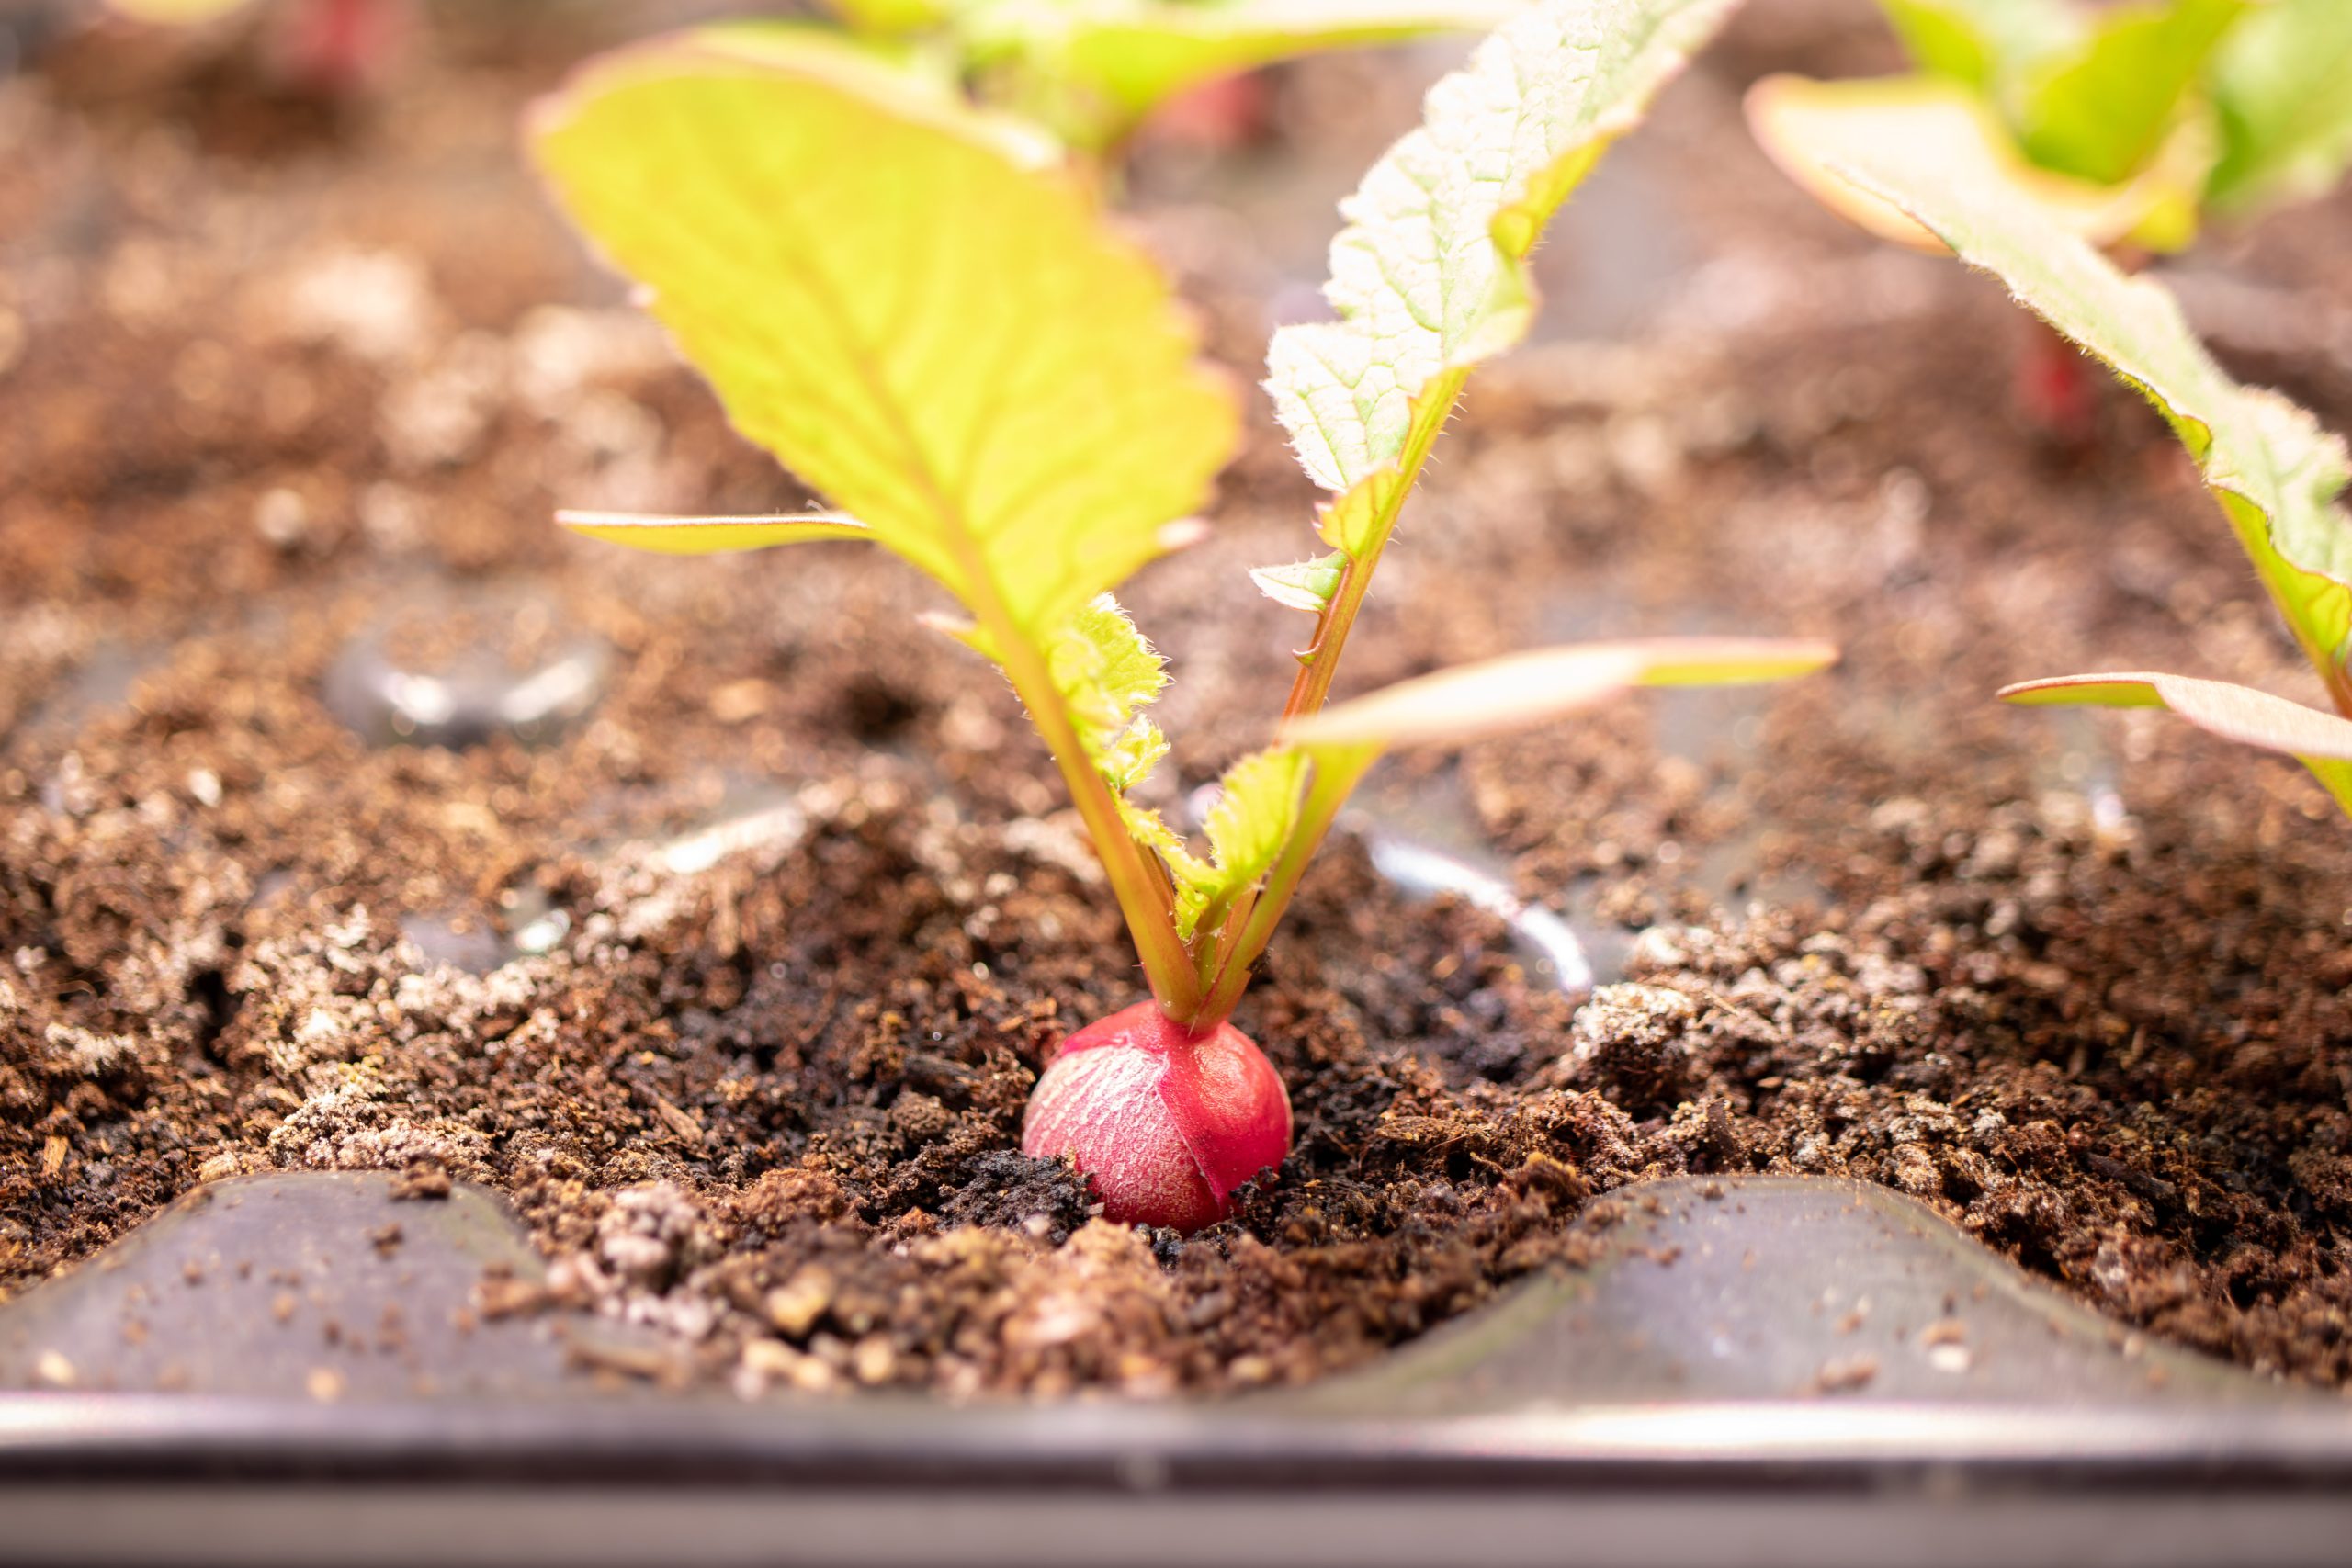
[2207,0,2352,214]
[2000,670,2352,814]
[1053,0,1520,133]
[555,511,870,556]
[1250,553,1347,614]
[532,28,1236,649]
[1265,0,1740,561]
[1165,747,1309,941]
[1745,73,2198,253]
[1049,595,1172,795]
[1817,142,2352,714]
[2012,0,2241,189]
[1283,637,1838,750]
[1879,0,2078,93]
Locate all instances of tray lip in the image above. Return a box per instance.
[6,1393,2352,1493]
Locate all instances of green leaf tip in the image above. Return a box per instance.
[1265,0,1743,549]
[1817,142,2352,715]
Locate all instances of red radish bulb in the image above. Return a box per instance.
[1022,1000,1291,1233]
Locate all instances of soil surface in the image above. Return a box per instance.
[6,0,2352,1399]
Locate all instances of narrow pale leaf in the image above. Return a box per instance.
[532,28,1236,649]
[2000,670,2352,814]
[2014,0,2240,188]
[107,0,251,20]
[1284,637,1837,750]
[1266,0,1740,558]
[1820,143,2352,711]
[556,511,870,556]
[2208,0,2352,213]
[1746,73,2196,253]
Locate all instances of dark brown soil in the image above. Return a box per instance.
[6,1,2352,1398]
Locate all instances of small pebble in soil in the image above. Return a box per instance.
[322,589,610,750]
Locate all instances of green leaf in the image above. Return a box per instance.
[1879,0,2078,93]
[2207,0,2352,213]
[1819,138,2352,716]
[1746,73,2190,252]
[555,510,871,555]
[2013,0,2241,187]
[1039,598,1306,943]
[1161,747,1309,941]
[1283,637,1838,750]
[1250,552,1347,613]
[533,26,1240,1015]
[2001,670,2352,816]
[1048,594,1172,795]
[531,28,1236,652]
[107,0,252,20]
[1265,0,1740,563]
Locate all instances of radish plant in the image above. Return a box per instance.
[531,0,1832,1233]
[1797,112,2352,818]
[1747,0,2352,255]
[1745,0,2352,435]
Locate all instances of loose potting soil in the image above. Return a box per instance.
[6,2,2352,1398]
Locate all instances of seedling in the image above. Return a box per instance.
[1747,0,2352,254]
[531,0,1832,1232]
[1795,112,2352,818]
[1745,0,2352,434]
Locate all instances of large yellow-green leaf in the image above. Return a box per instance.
[2208,0,2352,213]
[531,28,1237,649]
[2001,671,2352,816]
[940,0,1511,145]
[1746,73,2194,253]
[1819,136,2352,716]
[2013,0,2241,187]
[1264,0,1739,568]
